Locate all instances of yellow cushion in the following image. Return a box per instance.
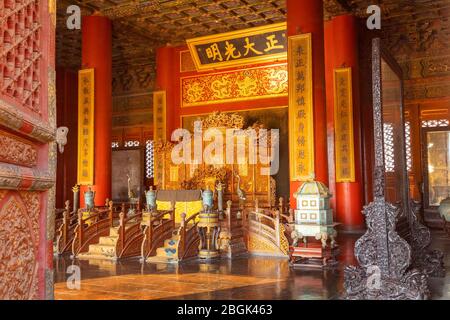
[174,201,203,224]
[156,200,203,224]
[156,200,172,211]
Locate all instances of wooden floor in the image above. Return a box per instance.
[54,232,450,300]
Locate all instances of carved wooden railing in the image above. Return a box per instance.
[243,207,289,256]
[177,212,201,261]
[54,208,67,239]
[115,203,145,259]
[218,201,247,257]
[277,197,294,222]
[71,202,114,257]
[55,201,79,254]
[140,210,176,260]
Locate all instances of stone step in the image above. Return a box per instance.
[146,255,179,264]
[88,243,116,257]
[109,227,119,237]
[99,235,119,246]
[163,238,179,248]
[77,252,117,261]
[156,246,178,258]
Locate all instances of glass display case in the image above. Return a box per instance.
[423,128,450,209]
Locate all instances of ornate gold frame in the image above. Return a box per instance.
[180,105,288,129]
[180,63,288,107]
[186,22,287,71]
[334,67,355,182]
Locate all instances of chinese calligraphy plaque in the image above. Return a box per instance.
[77,69,94,185]
[334,68,355,182]
[288,34,314,181]
[153,91,167,142]
[187,23,287,71]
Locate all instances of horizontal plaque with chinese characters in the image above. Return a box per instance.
[187,23,287,71]
[334,67,355,182]
[77,69,94,185]
[288,34,314,181]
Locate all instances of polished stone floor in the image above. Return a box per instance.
[53,231,450,300]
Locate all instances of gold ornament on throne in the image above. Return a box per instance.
[201,111,246,130]
[181,165,230,191]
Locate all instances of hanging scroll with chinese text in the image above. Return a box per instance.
[289,34,314,181]
[187,23,287,71]
[334,68,355,182]
[77,69,94,185]
[153,91,166,142]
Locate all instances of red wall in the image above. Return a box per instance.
[56,67,78,208]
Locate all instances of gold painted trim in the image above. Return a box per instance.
[334,67,355,182]
[288,34,315,181]
[180,63,288,108]
[0,98,55,143]
[180,105,288,128]
[187,22,287,71]
[77,69,95,185]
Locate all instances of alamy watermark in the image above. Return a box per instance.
[66,265,81,290]
[171,121,280,176]
[367,5,381,30]
[66,5,81,30]
[366,265,381,290]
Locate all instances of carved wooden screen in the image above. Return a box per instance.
[0,1,56,299]
[374,39,411,239]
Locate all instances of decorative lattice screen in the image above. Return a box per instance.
[0,0,42,113]
[421,119,449,128]
[405,121,412,172]
[145,140,154,179]
[383,123,395,172]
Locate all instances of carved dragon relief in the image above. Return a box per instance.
[344,38,443,300]
[409,200,445,278]
[344,197,430,300]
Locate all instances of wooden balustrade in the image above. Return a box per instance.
[55,200,77,254]
[244,204,289,256]
[140,209,176,260]
[115,205,144,258]
[177,211,201,261]
[71,201,115,257]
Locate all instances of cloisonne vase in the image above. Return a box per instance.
[84,187,95,210]
[202,188,214,211]
[145,187,157,211]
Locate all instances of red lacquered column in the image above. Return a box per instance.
[324,19,337,214]
[287,0,329,207]
[156,46,175,138]
[326,15,365,231]
[80,15,112,206]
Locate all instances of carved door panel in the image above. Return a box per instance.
[0,1,56,299]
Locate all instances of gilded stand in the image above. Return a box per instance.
[197,189,220,259]
[197,205,220,259]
